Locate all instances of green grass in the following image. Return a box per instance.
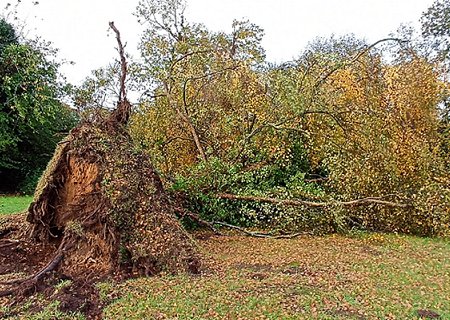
[102,233,450,320]
[0,196,33,215]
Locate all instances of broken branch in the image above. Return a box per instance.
[108,21,132,125]
[109,21,127,102]
[212,221,310,239]
[174,207,221,235]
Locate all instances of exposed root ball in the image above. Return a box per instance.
[26,121,200,278]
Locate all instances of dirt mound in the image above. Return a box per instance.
[0,121,200,318]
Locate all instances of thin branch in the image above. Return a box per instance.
[182,66,238,108]
[239,108,346,153]
[152,12,179,41]
[174,106,208,162]
[304,177,329,183]
[161,135,195,147]
[314,38,406,91]
[172,66,237,162]
[170,50,212,70]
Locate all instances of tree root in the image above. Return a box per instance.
[0,237,72,296]
[0,228,14,238]
[0,289,14,298]
[0,239,20,249]
[0,251,65,298]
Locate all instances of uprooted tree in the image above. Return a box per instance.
[126,0,450,236]
[0,22,199,303]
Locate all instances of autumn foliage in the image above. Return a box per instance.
[77,1,450,236]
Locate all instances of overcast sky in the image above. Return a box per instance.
[2,0,435,85]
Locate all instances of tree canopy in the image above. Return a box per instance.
[124,0,450,235]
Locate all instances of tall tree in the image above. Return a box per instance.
[421,0,450,170]
[0,18,77,193]
[421,0,450,60]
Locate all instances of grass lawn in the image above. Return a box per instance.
[101,233,449,320]
[1,206,449,319]
[0,195,33,215]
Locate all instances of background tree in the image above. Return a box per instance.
[0,18,77,193]
[131,0,271,172]
[421,0,450,60]
[421,0,450,171]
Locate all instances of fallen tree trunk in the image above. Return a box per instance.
[216,193,409,208]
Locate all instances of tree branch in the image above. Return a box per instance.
[174,207,221,235]
[108,22,132,126]
[216,193,409,208]
[211,221,310,238]
[109,21,127,102]
[170,50,212,70]
[314,38,406,91]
